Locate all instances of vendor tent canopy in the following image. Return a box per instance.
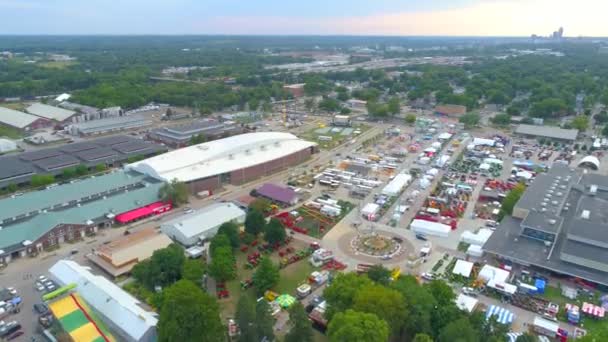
[453,259,474,277]
[516,171,533,180]
[467,244,483,257]
[275,294,296,308]
[473,138,496,146]
[486,305,515,325]
[431,142,442,149]
[582,302,605,318]
[479,163,491,171]
[456,294,478,313]
[410,219,451,237]
[438,132,452,140]
[484,158,503,165]
[461,228,494,246]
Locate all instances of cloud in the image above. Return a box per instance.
[198,0,608,36]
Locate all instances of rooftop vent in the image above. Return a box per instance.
[560,185,567,189]
[551,201,558,205]
[548,219,557,225]
[581,210,591,220]
[590,185,598,195]
[556,192,563,197]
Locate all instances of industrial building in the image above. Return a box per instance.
[514,124,579,143]
[0,106,51,131]
[0,170,165,264]
[67,115,152,136]
[49,260,158,342]
[88,227,173,277]
[434,104,467,117]
[148,119,243,147]
[26,103,77,124]
[283,83,306,98]
[129,132,317,194]
[161,202,246,246]
[484,164,608,286]
[0,135,165,189]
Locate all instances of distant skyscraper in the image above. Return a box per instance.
[558,27,564,38]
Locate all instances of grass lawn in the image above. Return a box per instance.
[539,285,607,335]
[275,259,316,294]
[301,124,369,150]
[0,123,23,139]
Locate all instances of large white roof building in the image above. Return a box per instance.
[26,102,77,122]
[0,106,45,129]
[128,132,316,183]
[49,260,158,342]
[161,202,246,246]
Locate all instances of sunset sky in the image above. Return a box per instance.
[1,0,607,36]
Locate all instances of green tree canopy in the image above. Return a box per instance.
[323,273,373,320]
[571,115,589,131]
[158,178,189,207]
[245,209,266,236]
[353,284,408,338]
[285,302,313,342]
[405,113,417,125]
[132,244,185,290]
[181,259,205,286]
[249,198,271,213]
[388,97,401,115]
[459,112,481,129]
[498,183,526,220]
[366,265,392,285]
[437,318,479,342]
[210,233,232,256]
[255,299,276,342]
[236,293,258,342]
[491,113,511,126]
[217,221,241,249]
[157,280,224,342]
[264,218,287,244]
[209,246,236,282]
[413,333,434,342]
[327,309,389,342]
[252,257,280,294]
[515,333,537,342]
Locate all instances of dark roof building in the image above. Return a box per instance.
[148,119,244,147]
[0,135,165,189]
[484,164,608,285]
[514,124,578,142]
[434,104,467,117]
[254,183,298,206]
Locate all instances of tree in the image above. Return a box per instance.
[158,178,189,207]
[30,174,55,187]
[603,125,608,137]
[388,97,401,115]
[217,221,240,249]
[285,302,313,342]
[190,133,206,145]
[75,164,88,176]
[236,294,258,342]
[132,244,185,290]
[438,318,478,342]
[323,273,373,320]
[459,112,480,129]
[319,97,341,112]
[181,259,205,286]
[571,115,589,131]
[405,113,417,125]
[245,209,266,236]
[62,167,77,179]
[366,265,391,285]
[252,257,279,294]
[515,333,537,342]
[255,299,276,342]
[249,198,271,213]
[209,246,236,282]
[391,275,437,338]
[498,183,526,220]
[491,113,511,126]
[95,164,107,172]
[304,98,316,113]
[157,280,224,342]
[340,107,351,114]
[327,309,389,342]
[264,218,287,244]
[413,334,434,342]
[210,233,232,256]
[367,101,389,117]
[353,284,408,338]
[261,101,273,113]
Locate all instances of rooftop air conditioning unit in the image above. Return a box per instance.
[590,185,598,195]
[581,210,590,220]
[548,219,557,225]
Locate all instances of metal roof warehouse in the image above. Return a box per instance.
[26,102,77,122]
[0,106,50,130]
[0,135,165,189]
[514,124,579,142]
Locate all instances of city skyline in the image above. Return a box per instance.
[0,0,607,37]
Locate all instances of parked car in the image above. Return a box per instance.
[462,287,478,297]
[33,303,49,314]
[415,234,428,241]
[0,322,20,338]
[6,287,16,296]
[421,272,436,281]
[34,282,45,292]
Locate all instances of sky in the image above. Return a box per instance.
[1,0,607,36]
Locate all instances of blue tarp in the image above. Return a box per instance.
[535,279,546,294]
[9,296,21,306]
[486,305,515,325]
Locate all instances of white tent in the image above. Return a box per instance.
[438,132,453,140]
[435,155,450,168]
[431,142,442,149]
[424,147,437,153]
[456,294,479,313]
[382,173,413,197]
[418,157,431,165]
[419,178,431,189]
[479,265,510,284]
[473,138,495,146]
[361,203,380,217]
[516,171,533,180]
[426,168,439,176]
[410,219,451,237]
[483,158,503,165]
[479,163,491,171]
[467,244,483,257]
[453,259,474,277]
[461,228,494,246]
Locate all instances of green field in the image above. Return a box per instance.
[39,60,77,69]
[302,124,369,150]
